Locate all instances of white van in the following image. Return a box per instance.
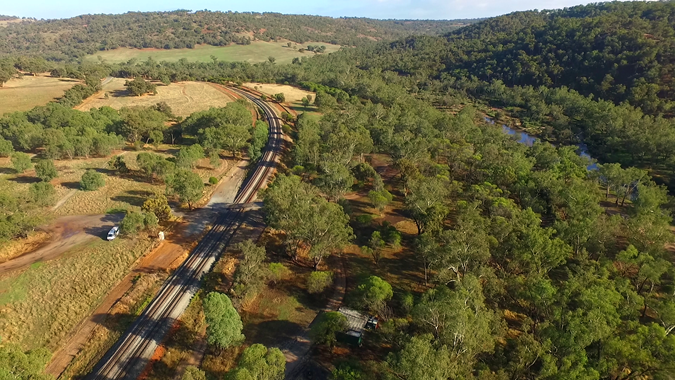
[107,226,120,241]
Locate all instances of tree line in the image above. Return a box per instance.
[0,10,475,60]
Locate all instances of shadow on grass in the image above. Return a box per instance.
[60,181,80,190]
[111,190,153,207]
[0,167,14,175]
[242,318,306,348]
[9,175,40,184]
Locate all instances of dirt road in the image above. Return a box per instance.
[0,214,124,276]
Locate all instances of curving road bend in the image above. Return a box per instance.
[87,87,282,380]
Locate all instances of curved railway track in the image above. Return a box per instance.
[88,87,282,380]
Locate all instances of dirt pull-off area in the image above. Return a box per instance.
[0,214,124,276]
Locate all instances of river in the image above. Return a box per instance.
[485,117,598,171]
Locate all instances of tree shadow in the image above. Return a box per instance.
[60,181,80,190]
[0,167,14,175]
[111,190,152,207]
[110,89,130,98]
[9,175,39,184]
[94,167,115,175]
[242,318,306,348]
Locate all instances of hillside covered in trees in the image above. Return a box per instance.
[377,1,675,115]
[0,10,474,60]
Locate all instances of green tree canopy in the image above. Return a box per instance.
[202,292,245,350]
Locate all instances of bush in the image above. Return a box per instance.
[355,214,373,227]
[80,169,105,191]
[209,176,218,185]
[119,211,146,235]
[11,152,32,173]
[142,193,173,222]
[268,263,290,284]
[307,271,334,294]
[35,159,57,182]
[181,366,206,380]
[310,311,347,347]
[355,276,393,313]
[29,182,55,206]
[0,138,13,157]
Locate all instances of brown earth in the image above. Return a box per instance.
[0,214,125,275]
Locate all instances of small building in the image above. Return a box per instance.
[336,307,373,346]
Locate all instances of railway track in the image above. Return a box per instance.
[88,87,282,380]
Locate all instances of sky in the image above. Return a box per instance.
[2,0,620,20]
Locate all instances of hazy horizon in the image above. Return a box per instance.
[1,0,627,21]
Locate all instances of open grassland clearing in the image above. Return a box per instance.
[53,149,232,216]
[0,236,155,351]
[84,41,341,65]
[76,79,234,117]
[243,82,315,104]
[0,74,81,114]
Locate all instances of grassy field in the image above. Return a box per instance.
[243,83,315,104]
[0,75,80,115]
[0,237,155,351]
[49,150,231,216]
[0,150,231,218]
[76,79,234,117]
[85,41,341,65]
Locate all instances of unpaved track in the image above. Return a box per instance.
[45,161,248,379]
[0,214,124,275]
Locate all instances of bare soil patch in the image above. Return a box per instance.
[76,79,234,117]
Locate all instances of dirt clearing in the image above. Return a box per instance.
[76,79,234,117]
[0,74,81,114]
[243,83,315,103]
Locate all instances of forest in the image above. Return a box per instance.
[0,10,474,60]
[2,2,675,379]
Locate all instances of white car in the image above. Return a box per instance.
[107,226,120,241]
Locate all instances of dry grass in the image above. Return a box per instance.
[0,231,51,263]
[0,236,155,351]
[243,83,315,104]
[84,41,341,65]
[0,19,33,28]
[60,273,164,379]
[0,74,81,114]
[52,150,231,216]
[75,79,234,117]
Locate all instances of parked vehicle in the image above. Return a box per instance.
[107,226,120,241]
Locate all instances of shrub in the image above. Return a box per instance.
[29,182,55,206]
[108,155,128,174]
[268,263,290,284]
[11,152,32,173]
[181,366,206,380]
[355,276,393,313]
[307,271,334,294]
[119,211,146,235]
[0,138,13,157]
[355,214,373,227]
[35,159,57,182]
[143,212,159,231]
[209,176,218,185]
[310,311,347,347]
[80,169,105,191]
[142,193,173,222]
[202,292,245,349]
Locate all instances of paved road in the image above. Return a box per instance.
[88,87,282,380]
